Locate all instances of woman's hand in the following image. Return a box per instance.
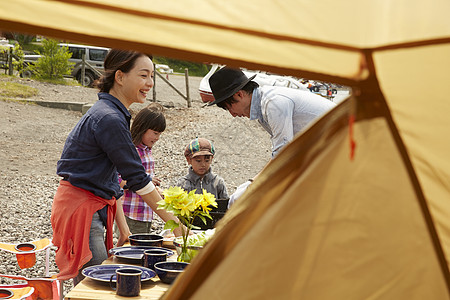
[116,232,131,247]
[141,188,185,237]
[114,197,131,246]
[156,186,164,197]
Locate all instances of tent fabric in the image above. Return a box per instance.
[165,98,449,299]
[1,0,450,298]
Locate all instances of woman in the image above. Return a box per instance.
[51,49,181,285]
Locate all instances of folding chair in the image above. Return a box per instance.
[0,238,62,299]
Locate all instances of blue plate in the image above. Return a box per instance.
[109,246,174,261]
[82,264,156,283]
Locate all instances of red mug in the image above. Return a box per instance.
[15,243,36,269]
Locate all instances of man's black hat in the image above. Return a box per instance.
[208,67,256,105]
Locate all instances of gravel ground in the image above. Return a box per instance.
[0,74,271,297]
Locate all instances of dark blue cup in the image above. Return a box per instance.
[109,267,142,297]
[142,249,167,270]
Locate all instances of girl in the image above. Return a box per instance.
[118,103,166,234]
[51,49,181,285]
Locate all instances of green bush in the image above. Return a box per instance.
[11,33,35,46]
[154,56,210,77]
[11,44,25,75]
[22,43,43,54]
[10,33,42,54]
[0,45,11,69]
[27,39,74,80]
[0,44,24,75]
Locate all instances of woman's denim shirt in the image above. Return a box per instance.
[57,92,151,199]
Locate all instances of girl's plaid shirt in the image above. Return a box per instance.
[119,144,155,222]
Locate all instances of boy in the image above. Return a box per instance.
[177,138,228,200]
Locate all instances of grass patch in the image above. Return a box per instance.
[0,97,38,105]
[36,77,80,86]
[0,81,38,98]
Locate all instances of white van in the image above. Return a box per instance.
[155,64,173,74]
[61,43,109,87]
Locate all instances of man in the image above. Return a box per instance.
[208,67,336,207]
[209,67,336,157]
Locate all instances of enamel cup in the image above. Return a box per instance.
[110,268,142,297]
[142,249,167,270]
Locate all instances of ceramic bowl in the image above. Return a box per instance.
[154,261,189,284]
[128,234,163,247]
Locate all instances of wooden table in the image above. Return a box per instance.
[65,248,177,300]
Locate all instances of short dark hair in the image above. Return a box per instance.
[216,81,259,110]
[96,49,153,93]
[130,103,166,146]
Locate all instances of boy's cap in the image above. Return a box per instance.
[184,138,215,158]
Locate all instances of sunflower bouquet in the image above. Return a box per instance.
[157,186,217,262]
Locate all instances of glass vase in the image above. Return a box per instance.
[177,242,193,263]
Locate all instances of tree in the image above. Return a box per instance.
[28,39,74,80]
[154,56,209,77]
[11,43,25,75]
[12,33,35,46]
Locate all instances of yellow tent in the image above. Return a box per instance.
[1,0,450,298]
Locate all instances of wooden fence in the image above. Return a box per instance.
[152,68,191,107]
[0,47,14,75]
[1,51,193,108]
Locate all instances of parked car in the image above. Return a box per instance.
[155,64,173,74]
[22,43,110,87]
[199,64,310,103]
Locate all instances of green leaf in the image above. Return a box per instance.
[198,213,212,220]
[163,219,180,231]
[196,214,207,224]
